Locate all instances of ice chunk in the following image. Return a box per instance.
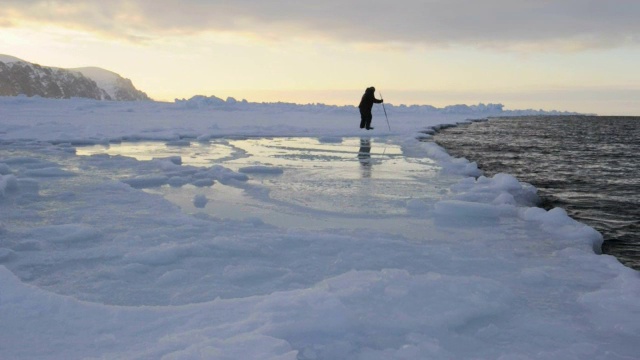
[153,156,182,165]
[192,179,215,187]
[122,175,168,188]
[167,176,190,187]
[193,194,208,208]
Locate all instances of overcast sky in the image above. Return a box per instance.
[2,1,639,114]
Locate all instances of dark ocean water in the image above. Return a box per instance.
[433,116,640,271]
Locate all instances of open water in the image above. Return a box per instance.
[433,116,640,270]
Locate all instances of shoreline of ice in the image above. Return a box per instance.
[1,96,638,359]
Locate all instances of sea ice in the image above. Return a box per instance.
[0,96,638,359]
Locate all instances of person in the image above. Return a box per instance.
[358,87,383,130]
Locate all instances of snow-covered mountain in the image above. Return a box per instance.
[0,54,150,101]
[0,54,24,63]
[71,66,150,101]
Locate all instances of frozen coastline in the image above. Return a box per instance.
[1,96,638,359]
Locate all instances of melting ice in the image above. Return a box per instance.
[0,97,638,359]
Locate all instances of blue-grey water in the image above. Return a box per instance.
[433,116,640,270]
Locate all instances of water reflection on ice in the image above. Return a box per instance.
[78,137,457,237]
[77,140,236,166]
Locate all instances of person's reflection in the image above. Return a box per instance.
[358,137,372,178]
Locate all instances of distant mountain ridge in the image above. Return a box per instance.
[0,54,150,101]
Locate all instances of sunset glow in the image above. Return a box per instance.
[2,1,639,114]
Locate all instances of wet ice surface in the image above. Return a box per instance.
[77,137,456,237]
[0,137,465,306]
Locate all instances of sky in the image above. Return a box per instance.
[1,0,639,115]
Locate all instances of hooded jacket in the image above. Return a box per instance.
[358,87,383,113]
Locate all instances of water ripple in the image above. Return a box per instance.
[435,115,640,270]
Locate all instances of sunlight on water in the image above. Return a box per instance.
[78,137,456,237]
[76,140,235,166]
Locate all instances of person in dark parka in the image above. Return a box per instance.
[358,86,383,130]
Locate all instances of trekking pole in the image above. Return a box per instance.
[380,91,391,131]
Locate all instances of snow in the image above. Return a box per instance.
[0,54,26,63]
[0,95,639,359]
[71,66,122,100]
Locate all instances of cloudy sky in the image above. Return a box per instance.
[1,0,639,114]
